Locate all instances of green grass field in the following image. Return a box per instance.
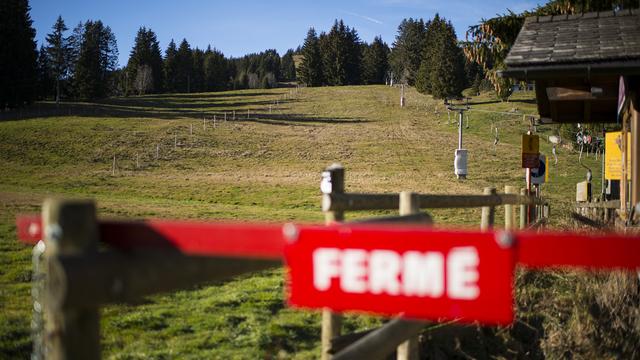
[0,85,614,358]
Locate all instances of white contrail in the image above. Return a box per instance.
[341,10,384,25]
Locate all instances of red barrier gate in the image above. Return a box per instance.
[16,216,640,325]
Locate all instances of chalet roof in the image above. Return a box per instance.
[503,9,640,79]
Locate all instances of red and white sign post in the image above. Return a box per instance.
[285,225,516,325]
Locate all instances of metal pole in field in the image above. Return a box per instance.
[458,110,463,149]
[136,153,139,169]
[112,154,116,175]
[174,133,177,149]
[156,144,159,159]
[447,98,470,179]
[190,124,193,135]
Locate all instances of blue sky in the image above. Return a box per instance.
[30,0,541,67]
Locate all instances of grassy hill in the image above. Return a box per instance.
[1,85,632,359]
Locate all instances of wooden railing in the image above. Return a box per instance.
[319,164,548,360]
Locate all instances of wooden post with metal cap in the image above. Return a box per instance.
[43,199,101,359]
[321,164,344,360]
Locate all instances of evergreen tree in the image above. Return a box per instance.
[175,39,193,93]
[36,45,54,99]
[280,49,296,81]
[191,48,205,93]
[415,15,465,98]
[463,56,482,89]
[344,23,362,85]
[45,16,71,103]
[67,21,83,78]
[0,0,38,109]
[389,18,425,85]
[297,28,323,86]
[126,27,163,95]
[204,46,228,91]
[163,39,178,92]
[415,17,436,94]
[72,20,119,100]
[321,20,362,86]
[258,49,281,82]
[362,36,389,84]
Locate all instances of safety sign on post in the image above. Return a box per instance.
[605,131,631,180]
[530,154,547,185]
[522,134,540,168]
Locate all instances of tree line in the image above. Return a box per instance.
[297,16,481,99]
[0,0,477,109]
[7,0,628,109]
[298,20,391,87]
[38,19,298,101]
[0,0,299,109]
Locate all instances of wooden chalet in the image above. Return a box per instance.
[501,8,640,219]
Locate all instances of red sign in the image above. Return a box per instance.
[284,225,515,325]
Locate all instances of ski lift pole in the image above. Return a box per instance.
[445,97,471,179]
[458,110,464,149]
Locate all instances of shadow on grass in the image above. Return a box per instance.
[0,91,365,125]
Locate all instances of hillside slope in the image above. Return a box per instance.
[2,85,630,359]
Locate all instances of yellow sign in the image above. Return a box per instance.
[605,131,631,180]
[522,134,539,155]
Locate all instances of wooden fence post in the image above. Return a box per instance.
[397,192,421,360]
[520,188,527,229]
[322,164,344,360]
[505,186,517,230]
[43,199,100,359]
[480,187,496,231]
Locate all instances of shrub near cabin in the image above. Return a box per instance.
[285,226,516,325]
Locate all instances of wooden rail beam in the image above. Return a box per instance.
[323,193,540,212]
[333,317,426,360]
[348,213,432,225]
[48,252,280,309]
[575,200,621,209]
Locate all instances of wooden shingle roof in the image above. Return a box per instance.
[504,9,640,76]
